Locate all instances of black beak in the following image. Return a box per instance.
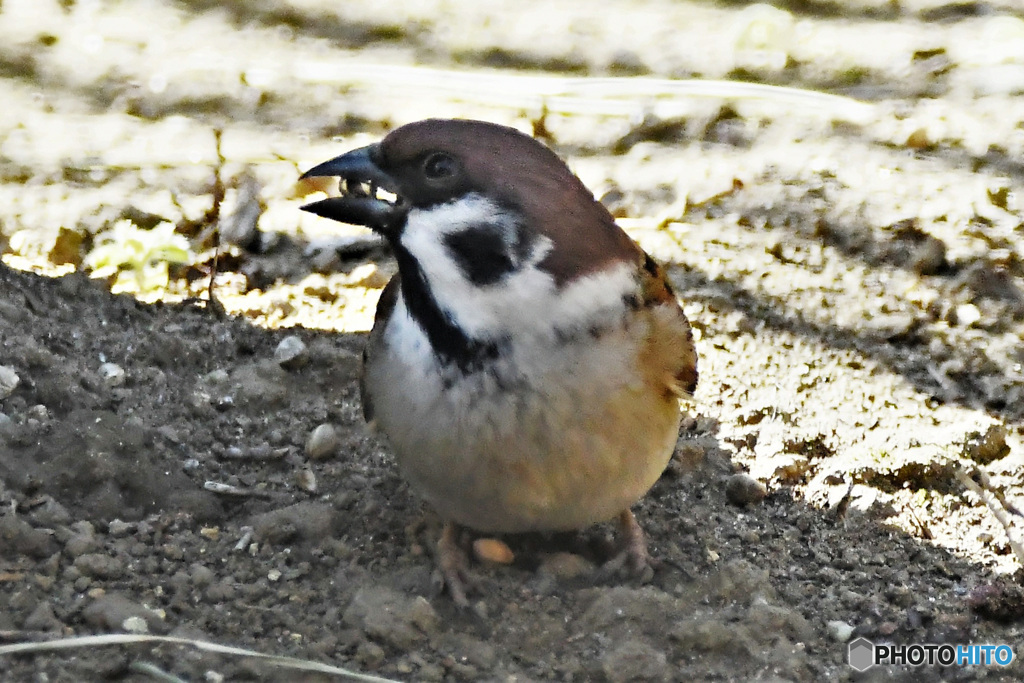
[300,143,406,234]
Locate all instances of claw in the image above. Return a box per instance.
[599,509,655,582]
[437,521,480,607]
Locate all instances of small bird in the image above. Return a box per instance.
[301,119,697,605]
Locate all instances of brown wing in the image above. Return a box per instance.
[638,252,698,398]
[360,274,401,425]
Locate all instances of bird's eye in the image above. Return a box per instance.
[423,153,457,180]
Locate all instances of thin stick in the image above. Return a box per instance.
[206,127,226,315]
[0,633,400,682]
[955,465,1024,569]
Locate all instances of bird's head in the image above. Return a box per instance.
[301,119,643,364]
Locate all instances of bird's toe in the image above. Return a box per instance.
[598,509,656,582]
[436,521,481,608]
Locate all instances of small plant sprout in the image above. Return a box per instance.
[84,220,194,292]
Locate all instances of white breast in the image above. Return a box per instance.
[363,289,681,533]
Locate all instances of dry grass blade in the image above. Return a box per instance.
[0,633,401,682]
[294,62,877,124]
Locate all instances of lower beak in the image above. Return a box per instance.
[299,144,405,234]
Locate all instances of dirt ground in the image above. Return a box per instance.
[2,0,1024,681]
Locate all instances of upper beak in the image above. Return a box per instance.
[299,143,405,234]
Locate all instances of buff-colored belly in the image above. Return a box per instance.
[364,323,682,533]
[418,391,679,533]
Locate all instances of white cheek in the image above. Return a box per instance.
[401,194,638,340]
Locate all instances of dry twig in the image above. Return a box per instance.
[0,633,399,682]
[955,464,1024,569]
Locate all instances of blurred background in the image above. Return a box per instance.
[2,0,1023,333]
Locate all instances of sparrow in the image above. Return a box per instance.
[301,119,697,605]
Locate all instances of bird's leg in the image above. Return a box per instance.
[437,520,476,607]
[599,509,655,581]
[618,508,653,575]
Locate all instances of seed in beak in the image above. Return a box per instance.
[375,187,398,204]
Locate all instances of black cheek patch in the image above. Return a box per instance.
[443,226,518,286]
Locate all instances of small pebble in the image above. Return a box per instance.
[955,303,981,327]
[82,594,162,633]
[98,362,125,387]
[107,519,133,536]
[190,564,215,588]
[26,404,49,421]
[905,127,932,149]
[274,335,308,369]
[305,423,339,460]
[725,473,767,506]
[0,365,19,399]
[74,553,124,579]
[204,368,230,384]
[71,520,96,536]
[827,620,855,642]
[538,552,594,579]
[909,237,947,275]
[122,615,149,633]
[473,538,515,565]
[355,640,386,668]
[295,468,318,493]
[65,533,99,558]
[206,582,236,602]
